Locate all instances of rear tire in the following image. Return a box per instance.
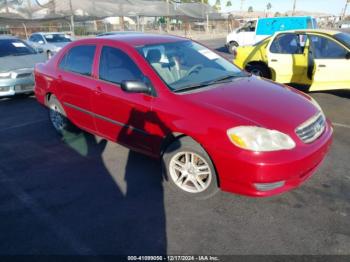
[162,137,219,199]
[246,63,271,79]
[228,41,238,54]
[47,95,72,135]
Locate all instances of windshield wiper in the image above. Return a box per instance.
[174,73,242,93]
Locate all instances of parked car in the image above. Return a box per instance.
[234,29,350,92]
[34,34,332,197]
[0,36,46,97]
[226,16,317,53]
[27,32,72,59]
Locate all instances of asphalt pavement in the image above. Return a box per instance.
[0,38,349,256]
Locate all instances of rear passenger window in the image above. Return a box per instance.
[99,46,143,85]
[59,45,96,76]
[270,33,303,54]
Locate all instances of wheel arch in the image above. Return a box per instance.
[161,133,221,187]
[245,61,273,79]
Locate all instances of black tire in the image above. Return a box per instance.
[162,136,219,199]
[47,95,72,135]
[245,63,271,79]
[228,41,238,54]
[47,51,53,60]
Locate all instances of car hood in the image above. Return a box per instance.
[184,76,319,133]
[0,53,46,73]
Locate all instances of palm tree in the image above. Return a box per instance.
[226,0,232,7]
[248,6,253,13]
[267,2,272,11]
[265,2,272,17]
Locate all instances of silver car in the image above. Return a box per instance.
[0,36,46,97]
[27,32,72,59]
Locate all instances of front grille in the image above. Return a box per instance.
[296,113,326,143]
[16,73,32,78]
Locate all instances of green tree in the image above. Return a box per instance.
[248,6,253,12]
[226,0,232,7]
[274,11,281,17]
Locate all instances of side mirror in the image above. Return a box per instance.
[346,52,350,60]
[121,80,151,94]
[37,47,44,53]
[38,40,44,45]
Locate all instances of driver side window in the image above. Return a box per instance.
[309,35,348,59]
[99,46,143,85]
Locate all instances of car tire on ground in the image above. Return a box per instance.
[245,63,271,79]
[47,95,72,135]
[162,136,219,199]
[228,41,238,54]
[47,51,53,60]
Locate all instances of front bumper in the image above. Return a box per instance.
[0,72,34,97]
[208,121,333,197]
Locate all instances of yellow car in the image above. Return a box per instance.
[234,30,350,91]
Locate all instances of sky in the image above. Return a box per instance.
[210,0,350,15]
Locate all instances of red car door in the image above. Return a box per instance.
[58,44,97,133]
[91,45,155,155]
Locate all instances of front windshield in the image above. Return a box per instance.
[44,34,72,43]
[334,33,350,48]
[137,40,245,92]
[0,39,37,57]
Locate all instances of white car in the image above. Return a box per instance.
[226,16,317,54]
[27,32,72,59]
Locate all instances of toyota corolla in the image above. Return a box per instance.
[34,34,333,197]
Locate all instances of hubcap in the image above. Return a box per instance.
[169,152,212,193]
[49,104,65,132]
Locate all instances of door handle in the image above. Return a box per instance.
[318,64,326,68]
[271,59,278,62]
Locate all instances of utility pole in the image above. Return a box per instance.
[4,0,9,13]
[240,0,245,12]
[292,0,297,16]
[342,0,349,19]
[69,0,75,37]
[27,0,32,19]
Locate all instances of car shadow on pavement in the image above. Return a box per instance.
[0,99,167,255]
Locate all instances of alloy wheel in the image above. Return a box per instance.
[169,151,212,193]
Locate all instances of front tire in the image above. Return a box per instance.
[47,51,53,60]
[228,41,238,54]
[47,95,72,135]
[245,63,271,79]
[162,137,219,199]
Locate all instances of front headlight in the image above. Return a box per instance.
[0,72,11,79]
[227,126,296,152]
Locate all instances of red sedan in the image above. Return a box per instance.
[34,34,333,197]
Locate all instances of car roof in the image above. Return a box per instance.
[97,31,143,36]
[274,29,340,37]
[32,32,68,35]
[96,33,188,46]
